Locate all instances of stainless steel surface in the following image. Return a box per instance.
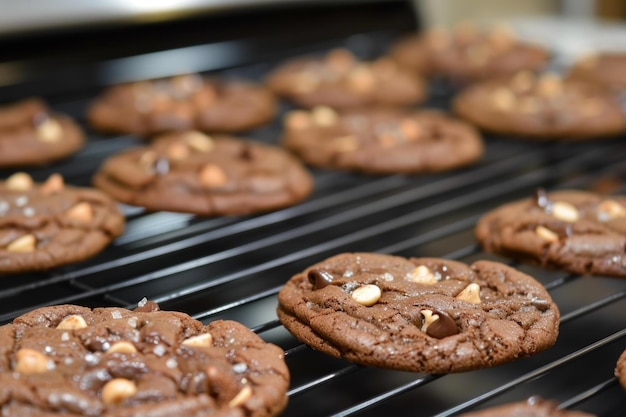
[0,3,625,416]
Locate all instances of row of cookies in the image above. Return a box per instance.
[1,27,625,416]
[0,40,483,275]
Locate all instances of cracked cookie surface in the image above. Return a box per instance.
[93,131,313,216]
[0,98,84,168]
[281,107,483,174]
[453,72,626,140]
[476,189,626,277]
[266,48,426,110]
[389,24,548,82]
[0,301,289,416]
[277,253,559,373]
[88,74,277,136]
[0,173,124,274]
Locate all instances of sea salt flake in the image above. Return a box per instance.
[22,207,35,217]
[137,297,148,308]
[232,363,248,373]
[153,344,166,357]
[166,358,178,368]
[60,332,70,342]
[14,196,28,207]
[111,310,123,319]
[381,272,394,281]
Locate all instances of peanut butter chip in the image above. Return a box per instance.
[537,74,563,97]
[57,314,88,330]
[408,265,437,284]
[41,173,64,195]
[185,131,214,152]
[293,72,319,93]
[455,283,481,304]
[36,118,63,143]
[228,385,253,408]
[102,378,137,405]
[519,97,540,114]
[326,48,356,73]
[333,135,359,153]
[182,333,213,347]
[488,24,515,51]
[7,234,37,252]
[312,106,338,127]
[6,172,34,191]
[510,71,535,93]
[420,309,438,332]
[15,348,51,375]
[107,341,137,354]
[399,118,423,141]
[536,225,559,242]
[348,65,376,93]
[492,88,515,111]
[285,110,312,130]
[597,200,626,222]
[351,284,382,306]
[199,164,228,188]
[551,201,579,222]
[66,202,94,223]
[377,133,397,148]
[167,142,190,160]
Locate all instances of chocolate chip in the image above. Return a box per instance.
[421,309,459,339]
[239,144,253,161]
[307,269,334,290]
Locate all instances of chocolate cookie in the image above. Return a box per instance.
[93,131,313,216]
[568,52,626,90]
[0,301,289,416]
[87,74,277,136]
[453,72,626,140]
[389,24,549,82]
[459,396,596,417]
[277,253,559,373]
[281,107,483,174]
[266,48,427,109]
[476,189,626,277]
[615,348,626,392]
[0,172,124,274]
[0,98,84,168]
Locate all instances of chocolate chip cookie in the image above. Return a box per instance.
[281,107,483,174]
[266,48,427,109]
[0,300,289,416]
[568,52,626,90]
[459,396,596,417]
[277,253,559,373]
[615,348,626,392]
[476,189,626,277]
[453,72,626,140]
[0,98,84,168]
[93,131,313,216]
[87,74,277,136]
[389,24,549,82]
[0,172,124,274]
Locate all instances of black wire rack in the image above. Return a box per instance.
[0,2,625,416]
